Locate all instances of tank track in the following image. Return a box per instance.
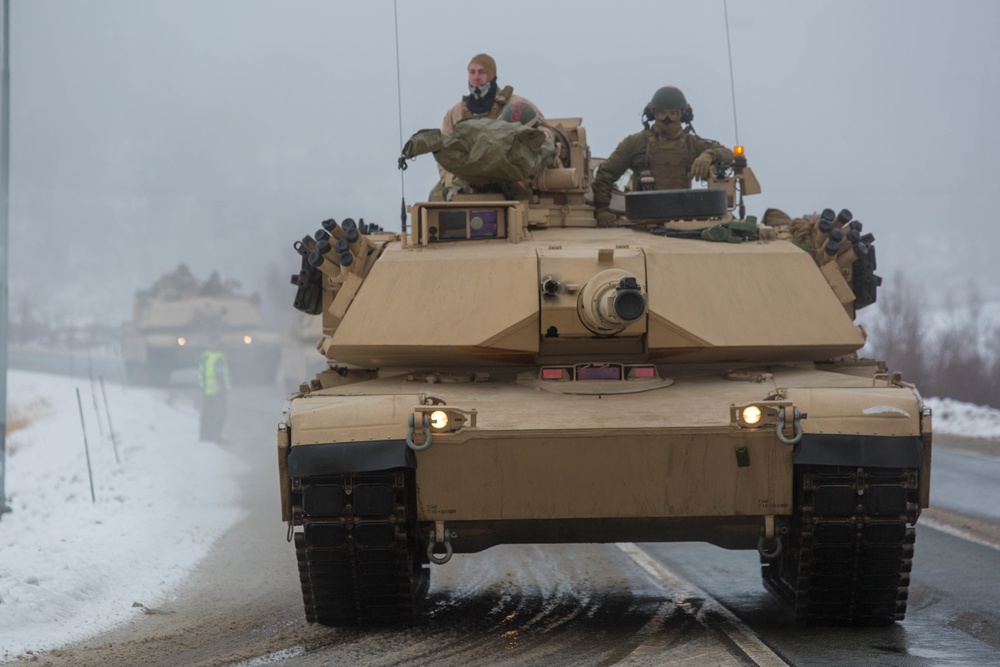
[762,465,919,625]
[293,468,429,626]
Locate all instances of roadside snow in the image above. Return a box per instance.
[0,371,247,660]
[924,396,1000,440]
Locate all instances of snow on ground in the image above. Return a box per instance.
[0,370,248,661]
[0,371,999,661]
[924,397,1000,440]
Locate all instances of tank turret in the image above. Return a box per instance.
[276,117,930,628]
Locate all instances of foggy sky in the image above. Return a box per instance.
[9,0,1000,329]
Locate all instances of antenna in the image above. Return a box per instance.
[723,0,740,147]
[393,0,407,233]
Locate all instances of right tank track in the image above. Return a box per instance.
[762,465,920,625]
[293,468,429,626]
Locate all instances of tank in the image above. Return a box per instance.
[277,117,931,627]
[122,264,281,385]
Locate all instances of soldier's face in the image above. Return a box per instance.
[467,64,490,87]
[654,109,682,123]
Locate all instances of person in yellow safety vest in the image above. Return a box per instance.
[198,339,231,442]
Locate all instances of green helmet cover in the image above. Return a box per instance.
[500,101,539,127]
[650,86,687,110]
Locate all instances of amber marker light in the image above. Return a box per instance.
[430,410,449,430]
[244,335,253,344]
[742,405,762,426]
[177,337,186,346]
[734,145,745,158]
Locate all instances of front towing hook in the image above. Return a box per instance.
[406,413,433,451]
[776,406,806,445]
[427,528,455,565]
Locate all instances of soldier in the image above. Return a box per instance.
[198,336,231,443]
[592,86,734,227]
[432,53,545,200]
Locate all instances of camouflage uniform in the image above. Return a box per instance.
[436,88,544,192]
[441,87,542,135]
[592,127,733,211]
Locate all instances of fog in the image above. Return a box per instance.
[9,0,1000,331]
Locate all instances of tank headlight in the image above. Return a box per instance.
[244,335,253,345]
[731,402,790,431]
[742,405,762,425]
[177,337,186,346]
[429,410,449,430]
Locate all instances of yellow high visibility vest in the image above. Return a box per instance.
[198,349,231,396]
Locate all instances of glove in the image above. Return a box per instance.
[595,208,618,227]
[690,152,714,181]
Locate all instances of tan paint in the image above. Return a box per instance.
[645,241,864,358]
[415,429,792,520]
[279,116,931,545]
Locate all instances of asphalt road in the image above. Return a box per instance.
[9,381,1000,667]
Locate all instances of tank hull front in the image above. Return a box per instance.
[281,361,927,552]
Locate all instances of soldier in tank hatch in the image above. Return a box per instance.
[592,86,733,227]
[431,53,546,200]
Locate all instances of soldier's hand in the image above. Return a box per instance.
[595,208,618,227]
[690,152,714,181]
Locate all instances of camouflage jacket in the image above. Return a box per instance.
[592,127,733,210]
[437,87,543,186]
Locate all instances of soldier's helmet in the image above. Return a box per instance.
[500,101,540,128]
[650,86,687,110]
[646,86,693,123]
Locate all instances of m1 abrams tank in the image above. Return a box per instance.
[277,117,931,627]
[122,264,281,385]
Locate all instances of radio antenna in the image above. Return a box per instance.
[724,0,740,147]
[393,0,407,232]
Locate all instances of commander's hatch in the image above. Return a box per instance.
[407,197,529,247]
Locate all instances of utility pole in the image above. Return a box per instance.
[0,0,12,517]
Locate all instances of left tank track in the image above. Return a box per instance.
[293,468,429,626]
[762,465,920,626]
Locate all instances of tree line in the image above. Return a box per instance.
[861,273,1000,409]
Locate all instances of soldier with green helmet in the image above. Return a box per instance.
[592,86,733,226]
